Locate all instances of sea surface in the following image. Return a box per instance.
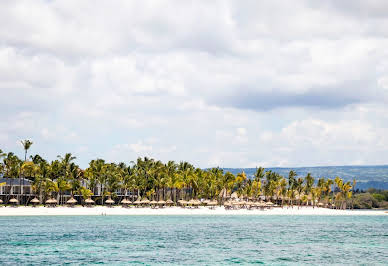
[1,215,387,265]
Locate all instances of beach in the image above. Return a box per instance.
[1,206,386,216]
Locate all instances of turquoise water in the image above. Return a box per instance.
[0,215,387,265]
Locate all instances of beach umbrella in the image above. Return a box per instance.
[66,197,77,205]
[203,199,211,205]
[46,198,58,204]
[85,198,95,204]
[133,197,142,204]
[208,200,218,206]
[178,200,188,207]
[121,199,131,204]
[166,199,174,205]
[317,202,324,207]
[240,200,247,205]
[224,201,232,207]
[266,202,274,206]
[157,200,166,205]
[150,200,158,205]
[9,198,19,204]
[231,200,239,206]
[30,198,40,204]
[105,197,115,205]
[140,198,150,205]
[188,199,196,205]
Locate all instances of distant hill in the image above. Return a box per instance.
[222,165,388,190]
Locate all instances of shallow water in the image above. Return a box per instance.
[0,215,387,265]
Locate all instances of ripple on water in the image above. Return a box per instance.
[0,215,387,265]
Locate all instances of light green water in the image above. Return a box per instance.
[0,215,387,265]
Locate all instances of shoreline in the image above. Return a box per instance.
[0,206,387,216]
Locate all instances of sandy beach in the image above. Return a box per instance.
[0,206,387,216]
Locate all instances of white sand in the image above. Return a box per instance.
[0,206,387,216]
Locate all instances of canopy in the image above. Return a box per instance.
[9,198,19,203]
[31,198,40,204]
[46,198,58,204]
[188,199,196,205]
[105,198,115,204]
[66,198,77,204]
[208,200,218,206]
[85,198,95,204]
[166,199,174,204]
[121,199,131,204]
[133,197,142,204]
[203,199,211,204]
[140,198,150,204]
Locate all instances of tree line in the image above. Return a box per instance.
[0,140,355,208]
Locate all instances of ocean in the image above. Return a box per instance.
[1,215,387,265]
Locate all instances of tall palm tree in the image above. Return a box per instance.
[21,140,33,162]
[295,177,304,207]
[288,170,297,207]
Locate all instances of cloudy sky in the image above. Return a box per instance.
[1,0,388,168]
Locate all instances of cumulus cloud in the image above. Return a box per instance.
[0,0,387,167]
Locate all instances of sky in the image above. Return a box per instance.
[1,0,388,168]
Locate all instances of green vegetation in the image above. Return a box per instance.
[0,142,379,209]
[350,189,388,209]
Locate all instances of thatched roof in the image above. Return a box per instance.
[178,200,188,205]
[105,198,115,204]
[66,198,77,204]
[140,198,150,204]
[208,200,218,206]
[166,199,174,204]
[46,198,58,204]
[9,198,19,203]
[134,197,142,204]
[203,199,211,204]
[31,197,40,203]
[188,199,199,205]
[85,198,95,204]
[121,199,131,204]
[157,200,166,204]
[150,200,158,204]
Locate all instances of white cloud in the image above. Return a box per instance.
[0,1,388,168]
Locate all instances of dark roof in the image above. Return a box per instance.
[0,178,33,185]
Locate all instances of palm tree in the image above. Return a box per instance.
[21,140,33,162]
[295,177,304,207]
[3,152,21,202]
[288,170,297,207]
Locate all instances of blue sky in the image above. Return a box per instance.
[1,0,388,168]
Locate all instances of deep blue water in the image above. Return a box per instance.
[224,165,388,190]
[0,215,387,265]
